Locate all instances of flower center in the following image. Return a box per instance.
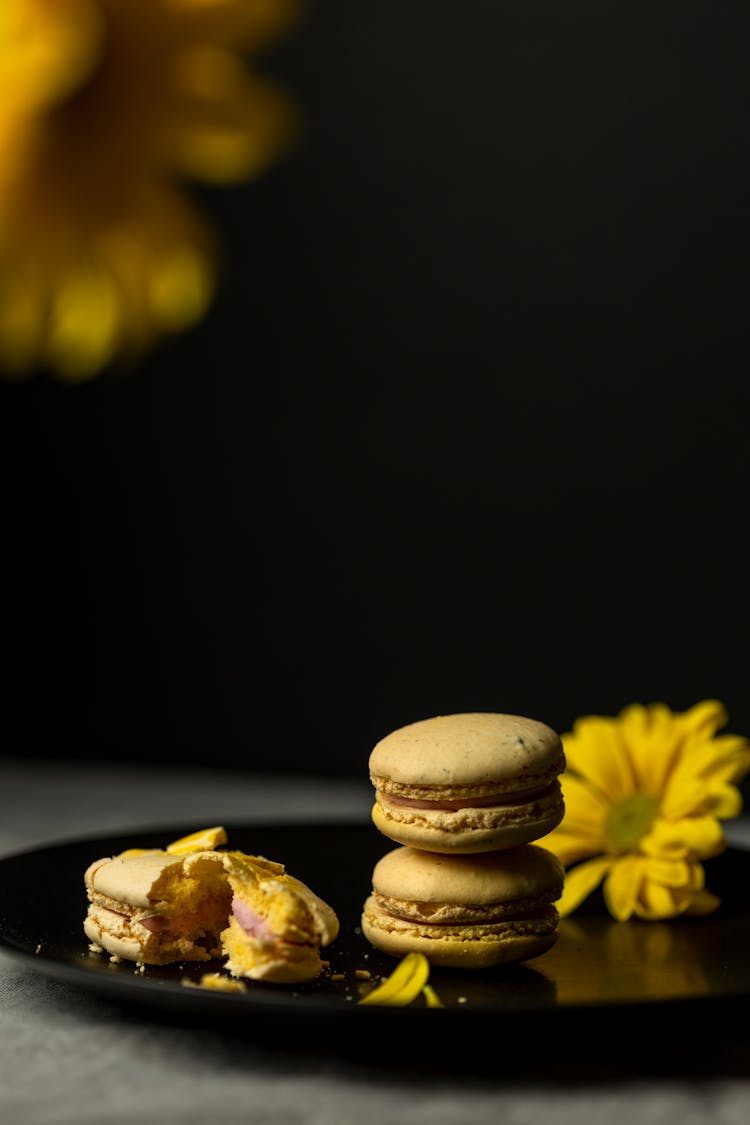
[603,794,659,854]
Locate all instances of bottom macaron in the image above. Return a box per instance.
[361,844,564,969]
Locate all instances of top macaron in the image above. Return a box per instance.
[369,712,566,853]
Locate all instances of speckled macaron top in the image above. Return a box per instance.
[369,712,565,798]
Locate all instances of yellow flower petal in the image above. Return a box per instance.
[637,877,683,920]
[603,855,644,921]
[707,783,744,819]
[642,815,726,861]
[661,779,744,821]
[166,825,228,854]
[563,716,636,803]
[0,0,298,380]
[660,707,750,814]
[46,269,121,380]
[558,773,610,832]
[675,699,728,741]
[557,856,612,917]
[536,829,602,866]
[358,953,431,1006]
[618,702,683,794]
[0,0,103,114]
[165,52,297,182]
[147,246,215,331]
[685,889,721,916]
[422,985,444,1008]
[643,856,693,888]
[667,735,750,789]
[710,735,750,784]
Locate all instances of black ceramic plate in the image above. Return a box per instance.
[1,822,749,1034]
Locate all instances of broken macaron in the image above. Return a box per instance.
[83,830,339,984]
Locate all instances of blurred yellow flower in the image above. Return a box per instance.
[0,0,299,381]
[540,700,750,921]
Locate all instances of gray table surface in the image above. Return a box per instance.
[3,756,750,1125]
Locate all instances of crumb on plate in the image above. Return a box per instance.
[182,972,248,994]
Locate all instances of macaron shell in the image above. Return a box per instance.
[371,782,564,853]
[85,852,187,907]
[280,873,341,945]
[370,844,565,905]
[221,916,325,983]
[361,898,558,968]
[83,913,145,962]
[369,712,564,789]
[222,851,340,946]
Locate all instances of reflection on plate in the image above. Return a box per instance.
[1,822,749,1028]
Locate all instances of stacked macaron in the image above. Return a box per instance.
[361,712,567,969]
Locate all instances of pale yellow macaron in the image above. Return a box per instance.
[369,712,566,853]
[361,844,564,968]
[84,838,339,983]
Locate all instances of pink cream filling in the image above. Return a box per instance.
[232,896,274,940]
[381,783,554,812]
[123,900,277,940]
[138,914,172,933]
[105,908,171,934]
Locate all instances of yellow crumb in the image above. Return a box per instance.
[183,972,248,994]
[355,969,371,980]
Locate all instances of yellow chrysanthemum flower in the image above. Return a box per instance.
[0,0,299,381]
[539,700,750,922]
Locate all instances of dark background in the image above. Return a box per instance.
[2,1,749,785]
